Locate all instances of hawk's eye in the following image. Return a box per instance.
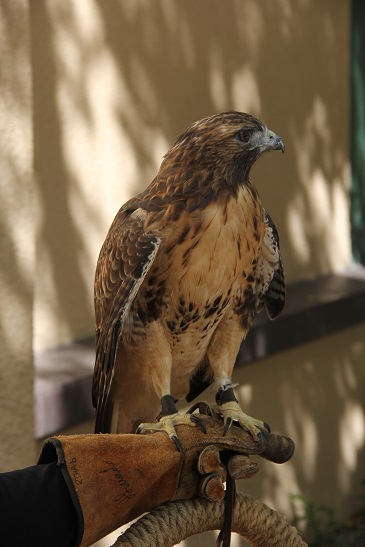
[238,130,250,143]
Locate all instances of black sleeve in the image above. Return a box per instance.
[0,462,78,547]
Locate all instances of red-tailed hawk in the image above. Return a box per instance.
[93,111,285,448]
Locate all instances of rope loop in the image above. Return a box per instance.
[113,493,307,547]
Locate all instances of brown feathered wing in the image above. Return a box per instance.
[93,204,161,432]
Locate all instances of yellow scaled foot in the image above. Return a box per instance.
[219,401,270,439]
[136,412,206,451]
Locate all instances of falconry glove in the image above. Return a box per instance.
[38,411,294,547]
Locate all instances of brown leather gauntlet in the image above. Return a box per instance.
[38,414,294,546]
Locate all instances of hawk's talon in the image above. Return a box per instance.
[223,417,233,436]
[219,400,268,440]
[171,435,183,452]
[263,421,271,433]
[190,414,207,433]
[136,412,198,449]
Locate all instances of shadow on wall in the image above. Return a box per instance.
[30,0,350,350]
[0,1,35,470]
[30,3,96,350]
[0,1,33,356]
[0,3,33,361]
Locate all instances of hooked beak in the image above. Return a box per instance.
[265,129,285,153]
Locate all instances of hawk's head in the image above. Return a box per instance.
[160,111,284,194]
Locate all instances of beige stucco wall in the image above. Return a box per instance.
[30,0,351,352]
[0,1,36,470]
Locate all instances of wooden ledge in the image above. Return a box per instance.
[238,266,365,365]
[34,267,365,439]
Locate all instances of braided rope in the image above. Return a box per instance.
[113,493,307,546]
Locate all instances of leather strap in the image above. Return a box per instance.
[216,463,236,547]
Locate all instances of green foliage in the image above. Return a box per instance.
[292,493,350,546]
[291,484,365,547]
